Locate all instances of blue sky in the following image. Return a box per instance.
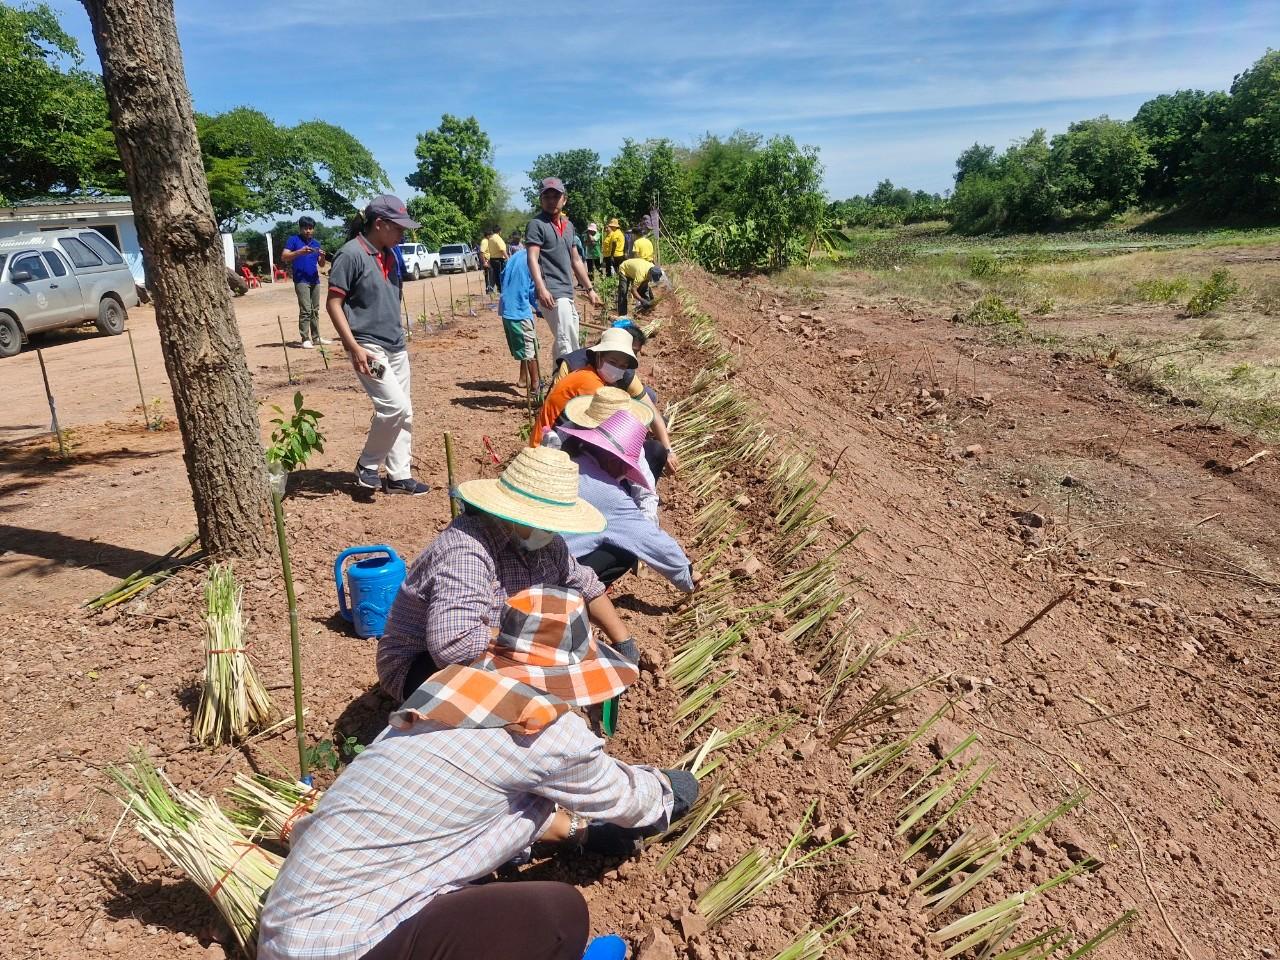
[48,0,1280,205]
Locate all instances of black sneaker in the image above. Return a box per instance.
[383,476,431,496]
[355,463,381,491]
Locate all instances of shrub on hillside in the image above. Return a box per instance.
[1185,269,1239,317]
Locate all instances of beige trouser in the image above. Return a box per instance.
[355,344,413,481]
[547,297,580,361]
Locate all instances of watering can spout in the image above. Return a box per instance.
[334,545,406,639]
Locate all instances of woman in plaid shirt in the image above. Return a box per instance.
[258,587,699,960]
[377,446,641,703]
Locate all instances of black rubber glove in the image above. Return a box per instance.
[663,768,701,822]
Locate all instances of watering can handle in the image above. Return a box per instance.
[334,545,396,623]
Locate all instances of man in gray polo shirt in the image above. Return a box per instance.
[326,195,430,496]
[526,177,601,363]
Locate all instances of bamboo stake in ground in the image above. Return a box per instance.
[271,487,308,782]
[1002,587,1075,646]
[432,283,445,328]
[275,315,296,385]
[126,328,151,430]
[447,274,455,319]
[444,431,460,518]
[35,348,68,459]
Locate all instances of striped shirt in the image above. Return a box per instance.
[257,711,674,960]
[377,513,606,700]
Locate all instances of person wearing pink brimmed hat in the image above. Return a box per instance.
[260,587,700,960]
[558,410,697,594]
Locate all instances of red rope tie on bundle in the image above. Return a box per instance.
[208,648,246,655]
[210,841,260,898]
[279,787,321,841]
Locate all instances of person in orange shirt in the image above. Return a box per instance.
[530,328,678,472]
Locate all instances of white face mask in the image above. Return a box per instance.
[513,527,555,552]
[598,361,627,384]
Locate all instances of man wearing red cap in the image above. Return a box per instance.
[526,177,601,361]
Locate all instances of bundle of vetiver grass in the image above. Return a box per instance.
[227,773,323,845]
[108,751,282,956]
[194,563,274,745]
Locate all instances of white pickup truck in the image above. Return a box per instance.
[397,243,440,281]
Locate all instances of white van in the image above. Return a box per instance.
[0,228,141,357]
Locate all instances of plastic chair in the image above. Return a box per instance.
[240,265,261,289]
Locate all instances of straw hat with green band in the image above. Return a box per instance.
[455,446,605,534]
[563,385,653,429]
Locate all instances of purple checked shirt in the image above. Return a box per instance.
[376,513,606,700]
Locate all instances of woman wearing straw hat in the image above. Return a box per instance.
[532,328,680,474]
[558,410,697,592]
[260,587,701,960]
[377,446,641,703]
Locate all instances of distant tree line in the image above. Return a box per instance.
[830,50,1280,235]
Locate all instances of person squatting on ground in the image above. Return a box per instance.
[539,327,681,476]
[258,585,700,960]
[283,215,327,347]
[526,177,601,360]
[376,445,641,702]
[601,217,624,276]
[484,225,508,295]
[326,195,429,497]
[617,258,664,315]
[499,243,541,404]
[557,409,696,592]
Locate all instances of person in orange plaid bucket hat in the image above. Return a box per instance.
[258,587,700,960]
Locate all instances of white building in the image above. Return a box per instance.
[0,195,145,283]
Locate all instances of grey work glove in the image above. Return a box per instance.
[581,769,701,857]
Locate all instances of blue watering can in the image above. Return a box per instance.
[334,545,406,638]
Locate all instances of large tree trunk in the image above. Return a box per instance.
[82,0,269,557]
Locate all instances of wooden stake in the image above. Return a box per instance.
[432,283,445,328]
[36,348,67,459]
[270,487,308,782]
[1003,587,1075,646]
[125,327,150,430]
[444,431,460,518]
[447,274,455,319]
[276,315,296,385]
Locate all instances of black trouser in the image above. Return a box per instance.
[605,256,622,277]
[643,439,670,480]
[401,650,439,703]
[360,881,588,960]
[577,544,638,587]
[488,258,506,294]
[585,257,601,278]
[616,277,653,317]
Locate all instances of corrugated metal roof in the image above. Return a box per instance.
[7,194,132,208]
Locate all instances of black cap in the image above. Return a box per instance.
[364,194,420,229]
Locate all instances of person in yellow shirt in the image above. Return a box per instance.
[617,257,664,315]
[632,226,654,262]
[601,218,625,276]
[483,226,508,295]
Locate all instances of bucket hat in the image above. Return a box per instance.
[607,218,620,229]
[390,588,638,734]
[560,410,653,491]
[587,222,599,235]
[586,327,639,366]
[563,385,653,430]
[455,446,605,534]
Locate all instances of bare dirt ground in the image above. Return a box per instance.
[1,261,1277,959]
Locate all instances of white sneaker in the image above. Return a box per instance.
[301,339,314,349]
[319,337,332,345]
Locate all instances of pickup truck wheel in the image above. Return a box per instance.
[411,265,421,281]
[96,296,126,336]
[431,263,440,277]
[0,313,22,357]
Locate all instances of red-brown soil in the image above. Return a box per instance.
[1,267,1276,959]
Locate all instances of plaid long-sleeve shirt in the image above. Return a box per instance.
[257,712,674,960]
[376,513,606,700]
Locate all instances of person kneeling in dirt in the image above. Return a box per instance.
[617,258,664,315]
[259,586,700,960]
[557,409,697,593]
[533,327,680,474]
[376,446,642,704]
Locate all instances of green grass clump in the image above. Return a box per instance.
[1134,276,1190,303]
[1185,269,1239,316]
[962,295,1025,329]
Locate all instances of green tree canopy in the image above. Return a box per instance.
[733,135,825,269]
[406,114,498,238]
[1132,89,1226,202]
[405,193,473,248]
[197,107,388,231]
[954,143,996,186]
[601,138,694,232]
[685,130,763,220]
[1049,116,1153,218]
[525,148,604,231]
[0,1,123,201]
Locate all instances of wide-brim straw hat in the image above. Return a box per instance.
[563,385,653,430]
[389,588,638,734]
[559,410,653,491]
[455,446,605,534]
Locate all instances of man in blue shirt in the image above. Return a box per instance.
[500,241,542,404]
[283,216,327,348]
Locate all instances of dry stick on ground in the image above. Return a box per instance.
[1072,701,1150,727]
[974,719,1194,960]
[1002,587,1076,646]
